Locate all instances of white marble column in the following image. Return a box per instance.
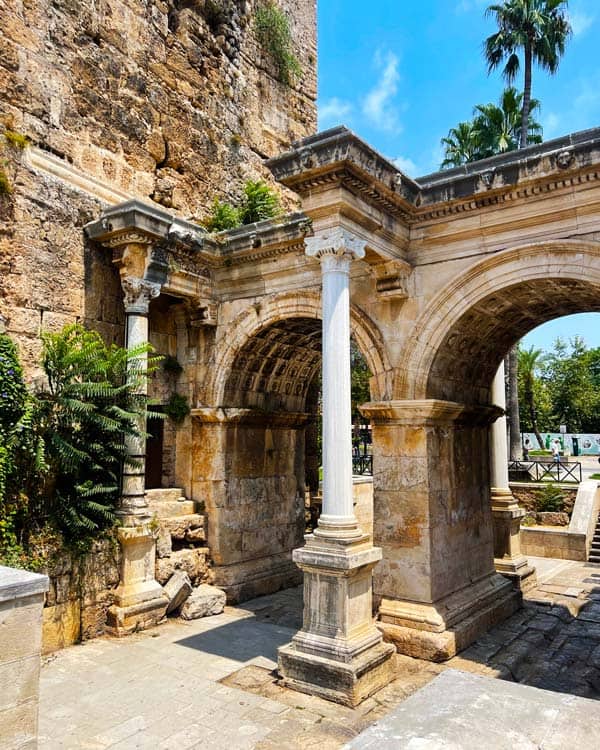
[278,229,394,707]
[490,361,511,493]
[490,361,535,590]
[307,235,364,539]
[119,276,161,524]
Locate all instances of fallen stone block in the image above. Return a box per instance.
[164,570,192,614]
[180,584,226,620]
[155,547,210,586]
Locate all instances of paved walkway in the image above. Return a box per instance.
[39,557,600,749]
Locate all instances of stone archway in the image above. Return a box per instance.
[192,291,390,603]
[363,239,600,661]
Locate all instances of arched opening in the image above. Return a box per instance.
[192,304,388,603]
[374,241,600,660]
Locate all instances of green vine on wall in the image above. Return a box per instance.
[255,2,301,85]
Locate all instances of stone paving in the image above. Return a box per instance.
[39,556,600,749]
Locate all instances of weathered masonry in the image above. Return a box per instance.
[3,2,600,702]
[78,126,600,670]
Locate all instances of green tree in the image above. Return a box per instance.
[474,87,542,155]
[440,88,542,168]
[543,336,600,433]
[441,121,482,168]
[484,0,571,148]
[518,345,548,447]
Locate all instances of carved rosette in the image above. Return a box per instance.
[121,276,161,315]
[305,229,366,274]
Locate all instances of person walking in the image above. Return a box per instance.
[551,440,561,464]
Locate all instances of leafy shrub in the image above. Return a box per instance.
[202,198,241,232]
[164,392,190,424]
[4,130,29,149]
[0,334,30,554]
[239,179,280,224]
[0,325,160,560]
[255,1,302,85]
[202,180,280,232]
[535,484,565,513]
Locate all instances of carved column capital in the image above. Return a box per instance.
[305,229,366,271]
[121,276,161,315]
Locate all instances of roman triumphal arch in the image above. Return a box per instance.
[83,125,600,703]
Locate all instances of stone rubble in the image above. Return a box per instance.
[180,583,226,620]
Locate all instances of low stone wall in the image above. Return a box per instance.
[41,538,121,654]
[519,480,600,561]
[520,526,587,561]
[0,565,48,750]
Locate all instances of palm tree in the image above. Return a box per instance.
[441,121,482,168]
[484,0,571,148]
[518,345,547,449]
[474,87,542,156]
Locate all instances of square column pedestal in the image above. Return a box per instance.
[362,399,523,663]
[278,534,395,707]
[106,525,168,636]
[492,489,537,592]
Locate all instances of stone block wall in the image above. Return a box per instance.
[0,0,316,375]
[41,538,121,654]
[0,566,48,750]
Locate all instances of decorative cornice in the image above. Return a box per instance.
[267,126,600,228]
[191,407,310,428]
[360,399,501,426]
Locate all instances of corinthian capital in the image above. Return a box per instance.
[305,229,366,264]
[121,276,161,315]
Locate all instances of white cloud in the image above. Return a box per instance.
[569,11,595,37]
[455,0,488,14]
[393,155,419,176]
[543,112,561,139]
[362,51,402,133]
[318,97,353,129]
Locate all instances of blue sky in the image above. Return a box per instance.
[317,0,600,351]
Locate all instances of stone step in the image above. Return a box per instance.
[149,500,197,518]
[146,488,186,504]
[161,514,206,542]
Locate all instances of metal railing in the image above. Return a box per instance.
[352,455,373,475]
[508,459,582,484]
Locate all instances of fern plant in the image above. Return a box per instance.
[202,198,241,232]
[32,324,160,541]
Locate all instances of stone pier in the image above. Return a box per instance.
[278,229,394,707]
[0,566,48,750]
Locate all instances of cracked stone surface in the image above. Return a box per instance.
[38,556,600,749]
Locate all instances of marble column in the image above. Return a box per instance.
[490,361,536,590]
[278,229,394,707]
[107,274,168,635]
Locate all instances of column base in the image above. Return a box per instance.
[378,572,521,662]
[495,557,538,593]
[278,532,395,706]
[278,639,395,708]
[106,525,168,636]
